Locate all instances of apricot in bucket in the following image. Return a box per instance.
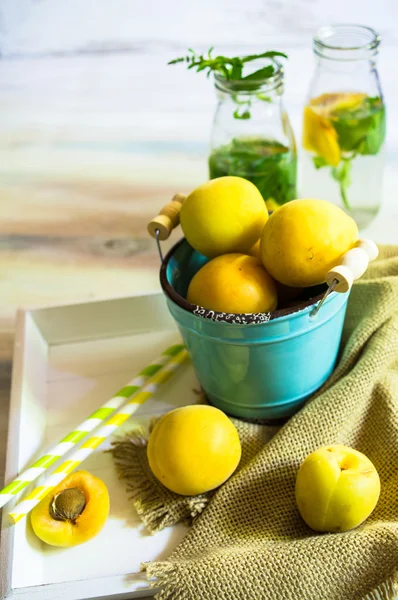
[260,198,358,287]
[187,253,277,314]
[180,176,268,258]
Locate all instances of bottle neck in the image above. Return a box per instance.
[310,25,382,100]
[214,79,285,123]
[313,24,381,63]
[314,53,378,75]
[215,83,284,104]
[214,61,285,102]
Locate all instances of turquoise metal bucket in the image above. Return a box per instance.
[160,238,350,420]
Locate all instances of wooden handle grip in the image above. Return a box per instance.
[356,238,379,261]
[147,193,186,241]
[325,238,379,293]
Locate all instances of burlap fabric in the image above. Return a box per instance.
[111,246,398,600]
[111,417,280,532]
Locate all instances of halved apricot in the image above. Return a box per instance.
[30,470,109,547]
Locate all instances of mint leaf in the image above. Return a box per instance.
[229,58,243,80]
[332,96,386,156]
[168,47,287,120]
[168,57,185,65]
[168,48,287,82]
[359,104,386,155]
[313,156,329,169]
[256,93,272,102]
[233,108,251,119]
[242,65,275,81]
[241,51,287,63]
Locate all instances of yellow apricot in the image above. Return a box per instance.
[180,176,268,258]
[30,470,109,547]
[247,239,262,260]
[187,253,277,314]
[147,405,241,495]
[260,198,358,287]
[295,445,380,532]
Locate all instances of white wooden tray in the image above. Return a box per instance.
[0,293,199,600]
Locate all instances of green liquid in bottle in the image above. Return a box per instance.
[209,137,297,209]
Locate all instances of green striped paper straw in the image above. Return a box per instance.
[9,346,189,524]
[0,343,185,510]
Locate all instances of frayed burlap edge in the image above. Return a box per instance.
[109,429,211,533]
[140,564,398,600]
[361,571,398,600]
[141,561,178,600]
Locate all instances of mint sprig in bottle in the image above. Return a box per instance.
[169,49,297,212]
[301,25,386,230]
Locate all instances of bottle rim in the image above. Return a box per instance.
[313,24,381,61]
[214,58,284,94]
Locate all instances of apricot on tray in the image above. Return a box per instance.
[147,405,241,496]
[30,470,109,547]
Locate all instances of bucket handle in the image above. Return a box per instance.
[147,193,186,262]
[311,238,379,316]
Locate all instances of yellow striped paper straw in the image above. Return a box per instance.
[9,346,189,524]
[0,343,185,510]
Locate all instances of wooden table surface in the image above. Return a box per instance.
[0,1,398,581]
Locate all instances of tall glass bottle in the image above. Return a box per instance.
[209,60,297,212]
[301,25,386,229]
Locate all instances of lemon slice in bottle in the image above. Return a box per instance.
[309,92,366,117]
[302,105,341,167]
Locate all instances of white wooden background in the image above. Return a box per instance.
[0,0,397,497]
[1,1,397,243]
[1,0,398,145]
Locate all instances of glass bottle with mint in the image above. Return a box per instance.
[301,25,386,229]
[169,50,297,212]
